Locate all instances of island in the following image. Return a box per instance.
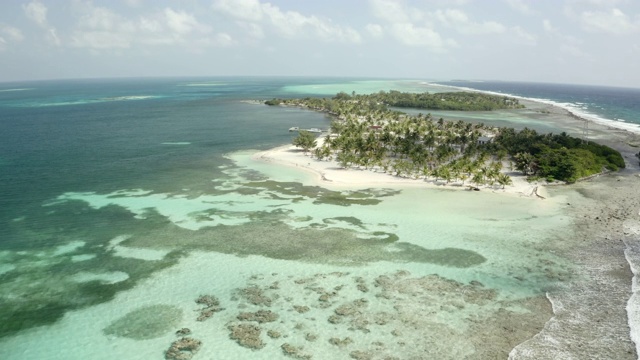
[267,91,623,188]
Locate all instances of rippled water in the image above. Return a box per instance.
[0,77,631,359]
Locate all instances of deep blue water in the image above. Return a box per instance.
[437,80,640,127]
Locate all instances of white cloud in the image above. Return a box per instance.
[581,8,640,34]
[368,0,458,51]
[213,0,264,22]
[561,43,591,59]
[543,19,557,33]
[23,1,61,46]
[72,31,131,49]
[511,26,537,46]
[0,24,24,42]
[504,0,534,15]
[47,28,61,46]
[435,9,506,34]
[541,18,590,59]
[214,33,234,46]
[164,8,211,35]
[0,24,24,51]
[369,1,505,51]
[370,0,413,23]
[183,32,236,50]
[24,1,48,27]
[139,17,163,33]
[72,5,134,48]
[70,4,226,50]
[569,0,627,6]
[123,0,144,7]
[238,22,264,39]
[213,0,362,43]
[365,23,384,38]
[390,23,454,50]
[78,6,122,31]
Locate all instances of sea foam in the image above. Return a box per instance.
[623,221,640,358]
[429,83,640,135]
[11,95,159,108]
[0,88,33,92]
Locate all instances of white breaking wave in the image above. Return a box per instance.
[13,95,159,108]
[179,83,227,87]
[0,88,33,92]
[624,220,640,360]
[428,83,640,135]
[101,95,156,101]
[161,142,191,145]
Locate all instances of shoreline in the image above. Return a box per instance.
[253,140,547,199]
[251,90,640,199]
[248,92,640,358]
[250,144,640,358]
[2,78,638,359]
[509,173,640,359]
[429,82,640,136]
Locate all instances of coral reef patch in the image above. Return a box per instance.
[164,337,202,360]
[103,304,182,340]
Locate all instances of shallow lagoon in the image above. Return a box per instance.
[0,148,576,359]
[0,78,627,359]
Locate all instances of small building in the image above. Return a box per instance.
[477,136,494,145]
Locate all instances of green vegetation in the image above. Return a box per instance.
[492,129,625,183]
[268,90,523,116]
[366,90,524,111]
[292,130,317,154]
[279,91,624,185]
[316,113,509,187]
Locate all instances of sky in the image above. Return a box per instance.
[0,0,639,87]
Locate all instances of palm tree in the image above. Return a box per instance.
[459,172,469,185]
[472,172,485,187]
[336,151,352,168]
[479,165,490,184]
[440,166,453,183]
[431,167,441,182]
[293,131,317,154]
[497,173,513,189]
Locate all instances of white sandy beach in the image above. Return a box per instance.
[253,136,547,199]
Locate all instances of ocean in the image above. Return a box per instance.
[435,80,640,133]
[0,77,638,359]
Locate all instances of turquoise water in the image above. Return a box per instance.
[0,77,606,359]
[281,79,447,96]
[0,77,332,336]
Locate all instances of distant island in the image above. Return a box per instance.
[266,90,524,111]
[267,91,624,185]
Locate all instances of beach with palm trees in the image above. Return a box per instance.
[241,91,640,358]
[253,136,542,198]
[262,90,627,198]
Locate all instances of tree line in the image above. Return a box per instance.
[284,91,624,186]
[267,89,524,112]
